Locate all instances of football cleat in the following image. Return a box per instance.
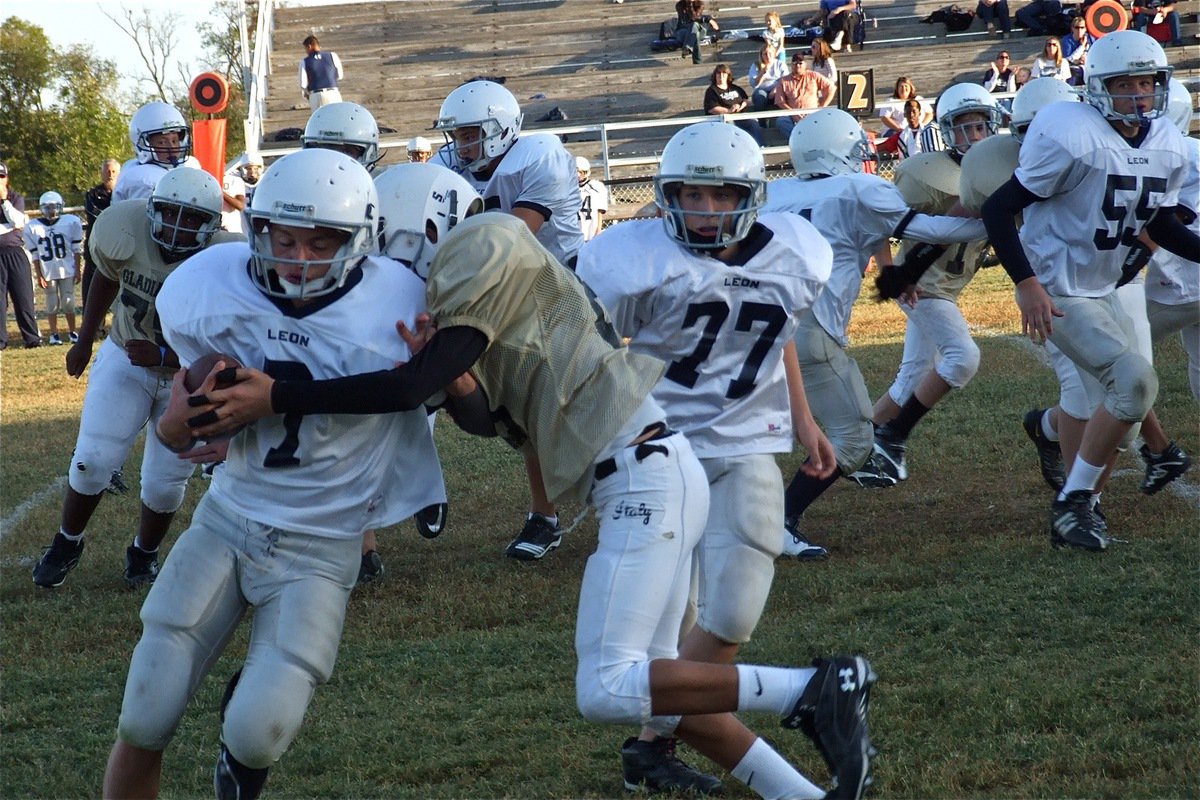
[872,424,908,482]
[214,744,270,800]
[846,452,898,489]
[783,655,877,800]
[68,332,79,344]
[1050,491,1108,551]
[1138,441,1191,496]
[124,542,160,589]
[620,736,724,795]
[47,334,63,346]
[782,520,829,560]
[1021,408,1065,492]
[357,550,384,586]
[504,513,563,561]
[32,533,85,588]
[414,502,448,539]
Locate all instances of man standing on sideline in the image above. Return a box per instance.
[576,156,609,241]
[299,35,343,110]
[0,161,41,350]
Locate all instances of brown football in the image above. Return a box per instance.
[183,352,243,394]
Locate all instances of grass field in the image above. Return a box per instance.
[2,269,1197,799]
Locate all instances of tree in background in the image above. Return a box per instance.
[198,0,260,160]
[0,17,128,206]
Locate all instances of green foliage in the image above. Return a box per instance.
[0,16,129,206]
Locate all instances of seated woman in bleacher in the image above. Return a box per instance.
[703,63,765,145]
[748,43,788,111]
[810,39,838,86]
[876,76,933,155]
[1030,36,1071,81]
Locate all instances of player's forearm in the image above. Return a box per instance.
[981,177,1038,285]
[901,212,986,244]
[271,326,488,415]
[78,272,119,341]
[1144,209,1200,263]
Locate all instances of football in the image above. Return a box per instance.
[183,352,243,394]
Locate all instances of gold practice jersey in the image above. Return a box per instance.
[428,213,664,504]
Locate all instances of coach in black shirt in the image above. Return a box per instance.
[0,161,41,349]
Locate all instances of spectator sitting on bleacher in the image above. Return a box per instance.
[811,39,838,86]
[764,11,788,62]
[770,53,836,138]
[976,0,1013,38]
[1015,65,1032,89]
[1061,18,1094,84]
[749,43,789,110]
[674,0,720,64]
[877,76,934,156]
[982,49,1018,92]
[897,99,937,158]
[1014,0,1066,37]
[704,64,766,145]
[1031,36,1071,80]
[1131,0,1185,46]
[817,0,861,51]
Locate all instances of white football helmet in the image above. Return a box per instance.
[576,156,591,181]
[935,83,1002,154]
[432,81,523,174]
[302,102,382,171]
[129,101,191,167]
[1166,78,1193,135]
[146,168,223,256]
[374,163,484,280]
[654,122,766,250]
[38,191,64,221]
[789,108,872,179]
[246,149,379,299]
[1083,30,1172,125]
[1010,78,1080,143]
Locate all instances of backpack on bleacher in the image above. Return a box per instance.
[923,4,976,31]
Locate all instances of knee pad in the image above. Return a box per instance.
[67,442,126,496]
[576,659,651,726]
[937,338,981,389]
[221,657,316,769]
[1104,352,1158,423]
[139,477,189,515]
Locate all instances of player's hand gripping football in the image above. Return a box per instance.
[185,367,276,439]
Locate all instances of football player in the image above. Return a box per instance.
[302,103,449,583]
[101,149,447,800]
[112,102,203,202]
[185,166,878,800]
[764,108,987,553]
[433,79,586,560]
[23,191,83,345]
[861,83,1002,486]
[301,101,383,172]
[406,135,433,163]
[578,122,836,794]
[31,168,236,591]
[576,156,609,241]
[982,30,1199,550]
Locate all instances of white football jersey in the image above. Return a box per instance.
[765,172,985,343]
[472,133,585,265]
[220,172,246,234]
[577,214,831,458]
[112,156,204,203]
[1016,102,1189,297]
[578,178,610,241]
[24,214,83,280]
[157,246,447,538]
[1146,136,1200,306]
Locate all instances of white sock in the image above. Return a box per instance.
[1059,457,1104,499]
[59,528,84,543]
[1041,410,1059,442]
[735,664,816,716]
[731,737,825,800]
